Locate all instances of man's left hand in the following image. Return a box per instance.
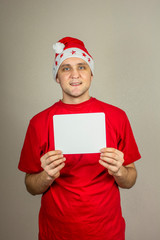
[99,148,124,177]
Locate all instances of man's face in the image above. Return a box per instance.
[56,57,93,103]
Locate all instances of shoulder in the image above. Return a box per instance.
[94,98,127,118]
[93,98,129,131]
[29,101,60,127]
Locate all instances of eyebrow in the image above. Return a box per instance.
[60,64,71,68]
[60,62,88,68]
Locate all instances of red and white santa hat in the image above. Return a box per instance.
[53,37,94,79]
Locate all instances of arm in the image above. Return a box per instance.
[25,150,66,195]
[99,148,137,189]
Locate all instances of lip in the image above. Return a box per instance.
[70,82,82,86]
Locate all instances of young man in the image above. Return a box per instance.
[18,37,141,240]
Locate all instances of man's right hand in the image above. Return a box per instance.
[40,150,66,181]
[25,150,66,195]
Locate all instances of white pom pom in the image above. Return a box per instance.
[53,42,65,54]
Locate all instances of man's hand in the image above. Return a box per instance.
[40,150,66,181]
[25,150,66,195]
[99,148,124,177]
[99,147,137,189]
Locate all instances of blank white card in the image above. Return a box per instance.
[53,112,106,154]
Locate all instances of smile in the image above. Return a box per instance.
[70,82,82,86]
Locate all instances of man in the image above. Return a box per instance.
[18,37,141,240]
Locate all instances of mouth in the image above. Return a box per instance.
[70,82,82,86]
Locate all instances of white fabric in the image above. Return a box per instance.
[53,47,94,79]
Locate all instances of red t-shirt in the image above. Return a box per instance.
[18,97,141,240]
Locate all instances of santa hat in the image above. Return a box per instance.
[52,37,94,79]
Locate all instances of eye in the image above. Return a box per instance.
[79,66,85,70]
[62,67,70,71]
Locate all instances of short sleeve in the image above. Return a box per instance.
[18,121,43,173]
[118,113,141,165]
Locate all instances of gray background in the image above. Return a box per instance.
[0,0,160,239]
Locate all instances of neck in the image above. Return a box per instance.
[62,94,91,105]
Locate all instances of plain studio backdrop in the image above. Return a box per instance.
[0,0,160,239]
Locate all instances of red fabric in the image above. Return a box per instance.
[59,37,93,58]
[18,98,141,240]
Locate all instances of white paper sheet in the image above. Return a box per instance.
[53,112,106,154]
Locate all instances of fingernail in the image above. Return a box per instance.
[57,150,62,154]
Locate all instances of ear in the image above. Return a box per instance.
[56,77,60,83]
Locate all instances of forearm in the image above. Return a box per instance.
[113,165,137,189]
[25,171,54,195]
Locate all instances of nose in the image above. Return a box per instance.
[71,68,80,79]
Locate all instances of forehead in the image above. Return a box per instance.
[60,57,88,67]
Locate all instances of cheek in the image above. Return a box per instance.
[57,74,67,84]
[59,78,69,89]
[84,74,92,84]
[81,71,91,79]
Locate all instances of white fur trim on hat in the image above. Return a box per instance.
[53,47,94,79]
